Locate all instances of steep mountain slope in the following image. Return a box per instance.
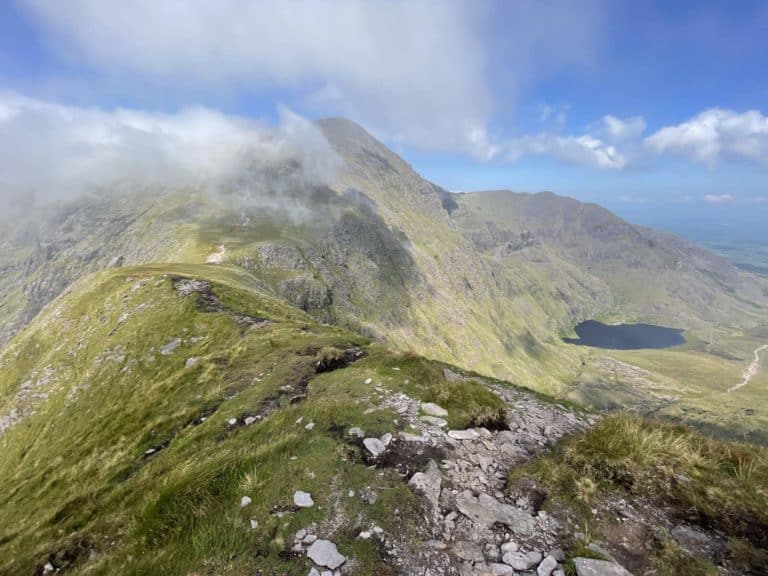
[452,190,765,328]
[0,193,199,347]
[1,118,767,438]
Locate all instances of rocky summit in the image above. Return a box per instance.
[0,119,767,576]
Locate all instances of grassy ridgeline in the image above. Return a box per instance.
[0,264,511,575]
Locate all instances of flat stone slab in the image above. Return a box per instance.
[306,539,347,569]
[456,491,535,535]
[399,432,429,443]
[421,402,448,417]
[573,558,633,576]
[448,429,480,440]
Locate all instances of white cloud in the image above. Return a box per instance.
[644,109,768,165]
[598,115,646,142]
[20,0,602,157]
[22,0,490,155]
[703,194,734,203]
[0,92,337,213]
[506,132,626,169]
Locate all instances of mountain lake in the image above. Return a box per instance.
[563,320,685,350]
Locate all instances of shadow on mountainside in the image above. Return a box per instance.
[198,185,422,333]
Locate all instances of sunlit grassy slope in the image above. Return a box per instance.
[0,263,509,575]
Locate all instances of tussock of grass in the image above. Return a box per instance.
[648,536,718,576]
[512,413,768,571]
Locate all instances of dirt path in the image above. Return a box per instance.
[728,344,768,393]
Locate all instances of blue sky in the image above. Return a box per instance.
[0,0,766,222]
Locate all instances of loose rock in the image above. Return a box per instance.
[421,415,448,428]
[363,437,386,457]
[503,551,541,570]
[294,491,315,508]
[452,540,485,562]
[408,459,441,517]
[537,555,559,576]
[306,539,347,569]
[456,491,536,534]
[489,563,514,576]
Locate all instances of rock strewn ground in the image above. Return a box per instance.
[346,373,597,575]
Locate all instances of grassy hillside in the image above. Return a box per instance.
[0,263,511,575]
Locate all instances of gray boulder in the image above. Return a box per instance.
[448,429,480,440]
[420,415,448,428]
[503,550,542,570]
[408,459,442,516]
[538,555,559,576]
[294,491,314,508]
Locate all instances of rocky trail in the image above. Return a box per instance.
[280,368,646,576]
[727,344,768,393]
[279,366,745,576]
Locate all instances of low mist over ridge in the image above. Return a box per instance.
[0,94,339,218]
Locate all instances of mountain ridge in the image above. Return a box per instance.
[1,117,767,437]
[2,117,768,575]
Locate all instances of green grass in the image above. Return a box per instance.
[0,264,508,575]
[510,413,768,573]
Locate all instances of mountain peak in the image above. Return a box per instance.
[316,117,389,157]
